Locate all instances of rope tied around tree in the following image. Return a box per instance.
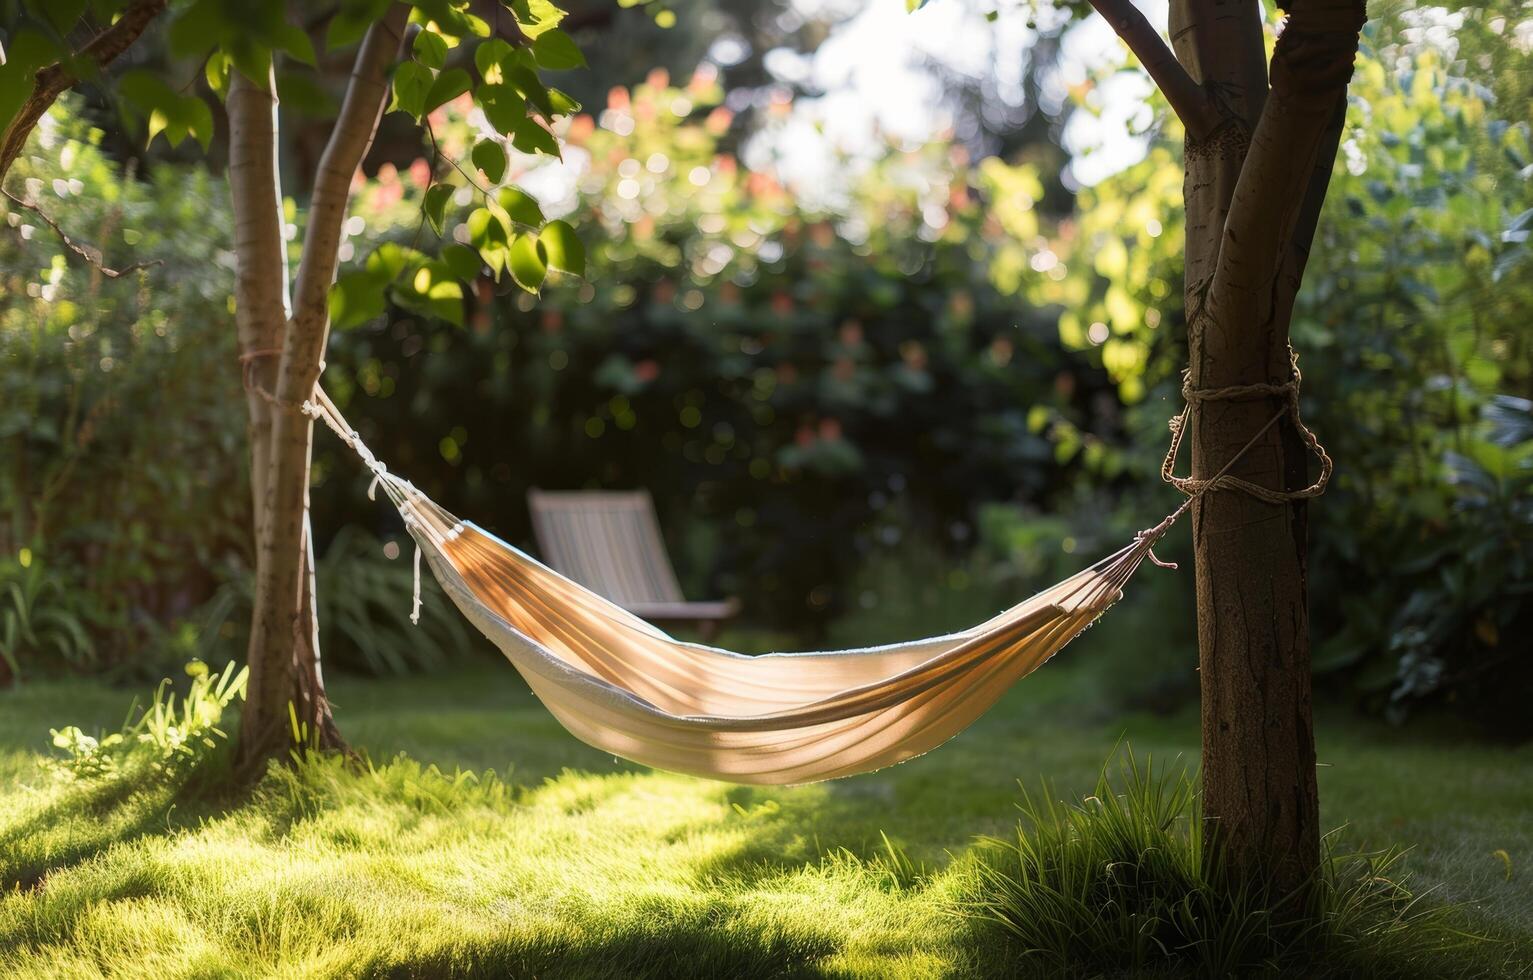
[239,348,426,624]
[1162,347,1332,505]
[1131,348,1332,569]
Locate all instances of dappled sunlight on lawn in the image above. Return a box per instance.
[2,665,1530,978]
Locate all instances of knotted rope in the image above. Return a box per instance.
[1161,347,1332,504]
[1133,348,1331,569]
[240,349,427,625]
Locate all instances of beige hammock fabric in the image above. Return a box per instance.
[297,375,1324,785]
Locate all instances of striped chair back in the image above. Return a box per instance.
[527,489,687,607]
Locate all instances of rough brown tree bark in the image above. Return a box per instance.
[1088,0,1366,893]
[230,5,410,771]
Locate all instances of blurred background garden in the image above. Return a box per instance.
[1,0,1532,974]
[5,0,1528,728]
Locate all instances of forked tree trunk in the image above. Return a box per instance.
[1090,0,1365,894]
[1172,0,1365,892]
[227,70,345,767]
[228,6,410,771]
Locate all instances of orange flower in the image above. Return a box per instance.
[705,107,733,135]
[408,158,432,189]
[567,114,596,144]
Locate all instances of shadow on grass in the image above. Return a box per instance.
[0,763,248,892]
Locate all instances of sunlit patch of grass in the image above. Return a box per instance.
[0,666,1528,978]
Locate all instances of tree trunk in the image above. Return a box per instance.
[1167,0,1365,893]
[227,70,345,769]
[230,6,409,770]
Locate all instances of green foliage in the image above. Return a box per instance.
[320,70,1116,631]
[46,659,246,783]
[1034,9,1533,724]
[0,107,247,678]
[969,753,1478,977]
[0,554,95,676]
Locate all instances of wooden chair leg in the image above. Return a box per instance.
[698,619,720,643]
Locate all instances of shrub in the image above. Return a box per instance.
[0,103,247,677]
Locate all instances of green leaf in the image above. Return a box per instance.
[531,29,585,70]
[477,83,526,135]
[547,88,581,116]
[393,261,464,326]
[424,67,471,113]
[327,0,393,50]
[43,0,88,36]
[275,23,317,65]
[471,140,507,183]
[225,37,273,85]
[508,233,547,292]
[497,187,544,228]
[507,64,553,116]
[440,243,483,281]
[413,29,449,69]
[512,0,566,40]
[467,208,511,280]
[330,270,388,329]
[466,207,508,249]
[119,71,213,150]
[423,183,454,236]
[205,51,233,100]
[391,61,434,118]
[0,32,62,132]
[167,0,225,58]
[474,38,515,79]
[538,220,584,278]
[511,117,559,157]
[365,241,428,280]
[184,95,216,151]
[410,0,489,41]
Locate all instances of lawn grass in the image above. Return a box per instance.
[1,657,1529,978]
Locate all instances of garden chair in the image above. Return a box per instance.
[527,488,740,639]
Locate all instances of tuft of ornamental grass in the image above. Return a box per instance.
[966,751,1484,978]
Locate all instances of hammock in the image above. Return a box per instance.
[294,366,1328,785]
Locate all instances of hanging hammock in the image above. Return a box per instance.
[284,360,1328,786]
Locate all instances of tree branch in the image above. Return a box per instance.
[2,188,161,277]
[1087,0,1221,141]
[283,2,410,390]
[0,0,169,179]
[1211,0,1366,327]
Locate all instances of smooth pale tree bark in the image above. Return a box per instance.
[1087,0,1366,893]
[231,4,410,770]
[227,68,345,762]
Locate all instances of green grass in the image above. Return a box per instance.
[1,658,1529,978]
